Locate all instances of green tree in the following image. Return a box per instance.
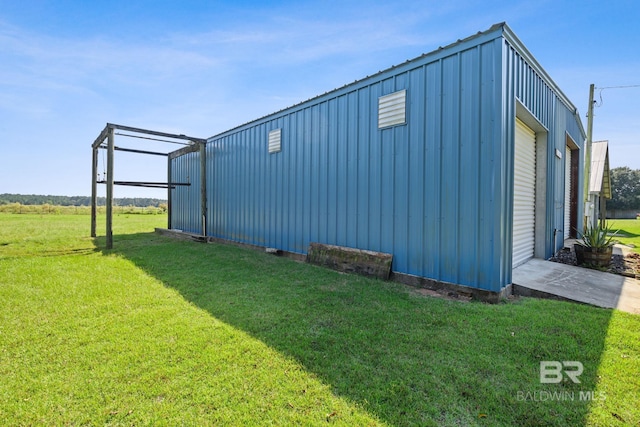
[608,167,640,210]
[0,194,166,207]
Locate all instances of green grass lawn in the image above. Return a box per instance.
[609,219,640,254]
[0,213,638,426]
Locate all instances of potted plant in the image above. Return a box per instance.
[574,221,618,267]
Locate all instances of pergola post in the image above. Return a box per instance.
[91,146,98,237]
[200,141,207,236]
[167,155,172,230]
[106,126,115,249]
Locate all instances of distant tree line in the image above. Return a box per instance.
[609,167,640,210]
[0,194,167,207]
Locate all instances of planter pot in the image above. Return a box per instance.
[574,244,612,267]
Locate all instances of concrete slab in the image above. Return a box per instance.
[613,243,635,257]
[512,258,640,315]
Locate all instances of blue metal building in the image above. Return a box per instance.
[169,23,585,299]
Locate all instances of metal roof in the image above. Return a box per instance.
[208,22,586,141]
[589,140,611,198]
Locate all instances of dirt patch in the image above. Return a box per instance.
[410,287,473,302]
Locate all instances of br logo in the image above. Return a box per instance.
[540,361,583,384]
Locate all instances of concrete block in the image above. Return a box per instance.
[306,242,392,280]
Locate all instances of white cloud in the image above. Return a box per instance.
[165,5,458,67]
[2,0,639,198]
[0,21,220,91]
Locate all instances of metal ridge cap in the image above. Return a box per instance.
[207,23,507,141]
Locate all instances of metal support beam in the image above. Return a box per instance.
[97,180,190,188]
[200,142,207,236]
[106,127,114,249]
[98,145,169,156]
[92,125,109,149]
[167,156,172,230]
[108,123,206,144]
[168,143,200,160]
[91,146,98,237]
[114,132,192,146]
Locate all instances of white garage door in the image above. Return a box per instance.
[512,118,536,268]
[564,146,572,239]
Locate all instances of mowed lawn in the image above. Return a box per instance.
[609,219,640,254]
[0,214,638,426]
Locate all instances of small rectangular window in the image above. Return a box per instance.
[378,89,406,129]
[268,128,281,154]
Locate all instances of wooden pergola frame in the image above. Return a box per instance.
[91,123,207,249]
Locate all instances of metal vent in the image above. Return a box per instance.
[378,89,406,129]
[268,128,281,154]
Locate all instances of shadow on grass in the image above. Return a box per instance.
[106,232,615,426]
[609,220,640,239]
[0,247,100,260]
[612,230,640,239]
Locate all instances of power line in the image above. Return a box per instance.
[597,84,640,90]
[594,84,640,108]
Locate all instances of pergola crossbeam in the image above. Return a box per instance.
[92,126,109,149]
[97,180,191,189]
[108,123,206,144]
[98,145,169,157]
[114,132,192,146]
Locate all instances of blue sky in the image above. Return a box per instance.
[1,0,639,198]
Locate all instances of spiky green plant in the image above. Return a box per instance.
[578,221,618,249]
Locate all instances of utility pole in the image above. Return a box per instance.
[584,83,595,229]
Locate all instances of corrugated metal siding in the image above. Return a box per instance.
[168,24,585,294]
[170,151,201,234]
[206,37,505,292]
[503,40,584,270]
[542,101,584,253]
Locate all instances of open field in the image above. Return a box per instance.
[0,213,638,425]
[0,203,165,215]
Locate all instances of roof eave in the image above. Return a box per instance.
[501,24,587,141]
